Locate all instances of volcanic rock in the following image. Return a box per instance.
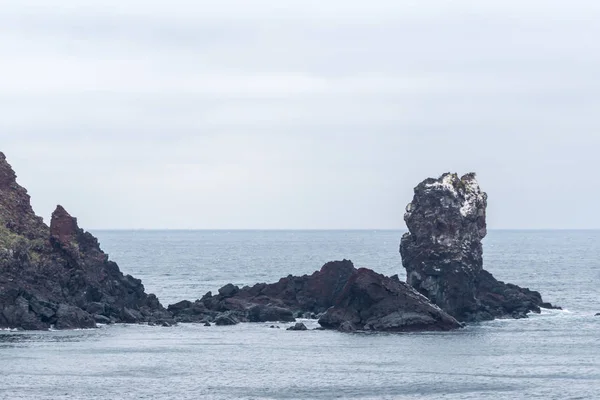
[168,260,357,324]
[215,312,239,326]
[318,268,460,332]
[287,322,308,331]
[0,152,173,330]
[169,259,460,332]
[400,172,556,322]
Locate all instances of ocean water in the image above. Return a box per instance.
[1,230,599,399]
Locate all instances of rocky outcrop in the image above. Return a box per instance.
[168,260,356,324]
[287,322,308,331]
[318,268,460,332]
[400,172,556,322]
[169,259,460,332]
[0,152,173,330]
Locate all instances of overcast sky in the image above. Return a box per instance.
[1,0,599,229]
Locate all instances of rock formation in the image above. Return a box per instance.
[318,267,460,332]
[400,172,556,322]
[169,260,460,332]
[0,152,172,330]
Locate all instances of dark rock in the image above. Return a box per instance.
[0,151,173,330]
[287,322,308,331]
[318,268,460,332]
[400,172,556,322]
[247,304,295,322]
[215,312,239,326]
[541,302,562,310]
[93,314,112,324]
[200,292,212,301]
[86,302,106,316]
[595,313,599,316]
[54,304,95,330]
[169,260,357,324]
[120,307,143,323]
[218,284,239,298]
[167,300,192,313]
[338,321,356,332]
[204,321,211,326]
[170,259,460,333]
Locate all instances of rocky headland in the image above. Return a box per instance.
[400,172,557,322]
[0,152,172,329]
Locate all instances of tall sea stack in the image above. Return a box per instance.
[400,173,554,322]
[0,152,172,329]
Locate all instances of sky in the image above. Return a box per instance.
[1,0,599,229]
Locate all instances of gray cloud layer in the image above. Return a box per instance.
[1,0,599,229]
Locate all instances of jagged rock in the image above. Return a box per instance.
[204,321,211,326]
[318,268,460,332]
[171,259,460,332]
[595,313,599,316]
[247,304,295,322]
[287,322,308,331]
[215,312,239,326]
[54,304,96,330]
[169,260,356,324]
[218,283,239,297]
[0,151,174,330]
[400,172,556,322]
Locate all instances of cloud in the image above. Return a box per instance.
[1,0,599,229]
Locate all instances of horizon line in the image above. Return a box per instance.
[87,228,600,231]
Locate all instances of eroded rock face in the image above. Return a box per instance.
[400,173,555,322]
[318,268,460,332]
[169,259,460,332]
[0,152,173,330]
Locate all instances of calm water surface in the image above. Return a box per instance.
[1,230,599,399]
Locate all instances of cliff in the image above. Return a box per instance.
[0,152,172,329]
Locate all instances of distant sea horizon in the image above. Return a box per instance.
[89,228,600,231]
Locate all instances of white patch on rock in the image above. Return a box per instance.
[424,174,459,197]
[459,176,483,218]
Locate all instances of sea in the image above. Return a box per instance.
[1,230,599,400]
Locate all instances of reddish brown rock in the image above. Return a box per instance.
[50,205,79,245]
[0,152,46,239]
[0,151,173,330]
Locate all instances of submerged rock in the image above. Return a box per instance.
[400,172,556,322]
[287,322,308,331]
[0,152,173,330]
